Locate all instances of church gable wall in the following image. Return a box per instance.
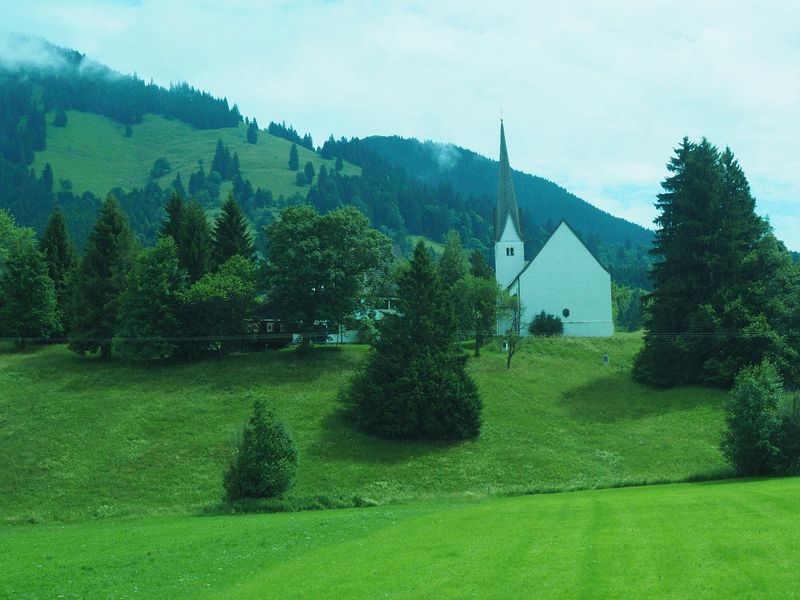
[516,224,613,337]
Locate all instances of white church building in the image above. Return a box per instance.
[494,122,613,337]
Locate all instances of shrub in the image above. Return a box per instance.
[721,360,800,476]
[223,400,298,501]
[150,157,171,179]
[528,311,563,336]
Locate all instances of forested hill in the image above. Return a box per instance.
[361,136,654,248]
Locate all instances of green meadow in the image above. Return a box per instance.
[2,477,798,598]
[32,110,360,199]
[0,333,728,524]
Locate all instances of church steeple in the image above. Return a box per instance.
[494,121,523,241]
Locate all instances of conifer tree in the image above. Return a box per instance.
[41,163,54,193]
[171,172,186,198]
[343,240,482,440]
[439,230,468,289]
[0,229,58,350]
[634,138,799,387]
[115,236,187,361]
[303,161,315,185]
[160,192,184,241]
[39,208,77,334]
[69,196,136,359]
[178,200,212,283]
[246,119,259,144]
[335,154,343,172]
[288,143,299,171]
[212,194,255,266]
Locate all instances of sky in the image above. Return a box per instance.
[2,1,799,249]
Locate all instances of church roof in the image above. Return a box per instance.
[494,121,523,242]
[506,219,610,289]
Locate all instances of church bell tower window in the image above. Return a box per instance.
[506,247,514,256]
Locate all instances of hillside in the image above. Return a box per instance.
[32,110,359,202]
[0,334,728,524]
[362,135,654,248]
[3,478,799,598]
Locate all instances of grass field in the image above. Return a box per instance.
[0,333,729,524]
[32,110,360,199]
[2,477,798,598]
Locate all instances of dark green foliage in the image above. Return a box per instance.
[150,156,172,180]
[69,196,136,359]
[295,172,306,186]
[115,237,187,361]
[171,172,186,198]
[39,208,77,334]
[439,230,468,288]
[124,124,132,138]
[246,119,259,144]
[466,249,498,356]
[335,154,343,172]
[529,311,564,336]
[223,400,298,501]
[303,161,315,185]
[160,193,184,241]
[0,225,58,349]
[265,205,392,351]
[634,139,799,387]
[179,255,257,358]
[213,194,255,266]
[211,139,240,181]
[41,163,54,192]
[721,361,800,476]
[343,240,482,440]
[268,121,313,150]
[53,107,67,127]
[288,143,299,171]
[178,200,212,283]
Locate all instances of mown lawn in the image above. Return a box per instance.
[0,333,729,523]
[32,110,359,199]
[2,477,798,598]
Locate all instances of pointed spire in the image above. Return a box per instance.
[494,120,523,241]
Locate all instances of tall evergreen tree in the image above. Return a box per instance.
[303,161,315,185]
[213,194,255,266]
[439,230,468,288]
[41,162,54,193]
[246,119,259,144]
[0,229,58,349]
[178,200,212,283]
[634,138,799,387]
[115,236,187,361]
[288,143,299,171]
[343,240,482,439]
[69,196,136,359]
[171,172,186,198]
[160,192,185,241]
[39,208,77,335]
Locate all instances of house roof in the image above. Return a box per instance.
[507,219,610,289]
[494,121,523,242]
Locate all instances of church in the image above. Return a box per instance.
[494,122,614,337]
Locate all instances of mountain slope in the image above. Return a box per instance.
[32,110,359,201]
[362,135,653,248]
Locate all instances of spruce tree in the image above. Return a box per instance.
[438,230,468,289]
[0,230,58,350]
[69,196,136,359]
[303,161,315,185]
[634,138,799,387]
[39,208,77,335]
[343,240,482,440]
[288,143,299,171]
[160,192,185,241]
[178,200,212,283]
[223,400,298,501]
[213,194,255,266]
[115,237,187,361]
[246,119,259,144]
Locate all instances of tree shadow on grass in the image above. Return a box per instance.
[308,410,461,466]
[559,373,725,424]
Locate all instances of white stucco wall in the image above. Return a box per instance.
[494,215,526,290]
[514,222,613,337]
